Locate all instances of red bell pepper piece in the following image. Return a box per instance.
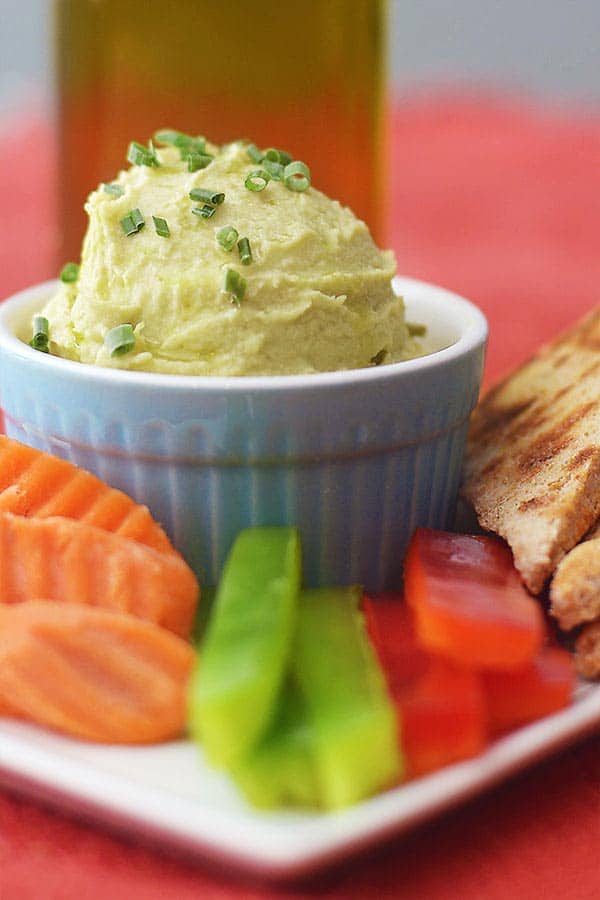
[404,529,545,670]
[482,647,575,734]
[363,594,486,778]
[397,658,487,778]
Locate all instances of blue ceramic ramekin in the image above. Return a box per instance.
[0,277,487,588]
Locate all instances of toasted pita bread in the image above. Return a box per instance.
[550,521,600,629]
[462,306,600,595]
[574,620,600,679]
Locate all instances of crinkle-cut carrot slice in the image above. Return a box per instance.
[0,512,198,638]
[0,435,176,556]
[0,601,195,743]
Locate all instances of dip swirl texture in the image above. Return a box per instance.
[42,141,414,375]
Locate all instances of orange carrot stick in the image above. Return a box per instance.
[0,435,176,556]
[0,512,198,638]
[0,601,195,743]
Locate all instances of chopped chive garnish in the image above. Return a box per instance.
[105,324,135,357]
[127,140,160,167]
[154,130,207,158]
[154,128,180,144]
[29,315,49,352]
[154,129,189,146]
[262,147,293,165]
[245,169,271,192]
[103,182,124,197]
[237,237,252,265]
[186,152,213,172]
[60,262,80,283]
[120,208,145,235]
[216,225,239,251]
[189,188,225,205]
[284,160,311,192]
[152,215,170,237]
[190,135,206,153]
[262,159,284,181]
[222,267,246,305]
[32,315,49,337]
[246,143,264,164]
[407,322,427,337]
[192,204,217,219]
[130,208,145,229]
[370,349,387,366]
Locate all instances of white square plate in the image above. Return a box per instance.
[0,681,598,880]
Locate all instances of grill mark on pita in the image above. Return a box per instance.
[509,407,550,441]
[518,494,551,512]
[551,350,572,369]
[517,476,569,512]
[470,397,535,444]
[565,446,597,472]
[478,455,501,479]
[579,358,600,380]
[517,402,597,477]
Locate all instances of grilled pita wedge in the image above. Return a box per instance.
[550,521,600,630]
[463,306,600,595]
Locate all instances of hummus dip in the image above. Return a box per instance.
[41,137,417,375]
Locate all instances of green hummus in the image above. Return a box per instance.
[42,139,416,375]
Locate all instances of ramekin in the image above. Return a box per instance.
[0,277,487,588]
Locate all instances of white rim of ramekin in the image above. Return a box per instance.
[0,276,488,393]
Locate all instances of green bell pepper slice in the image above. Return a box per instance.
[292,585,403,808]
[188,526,301,767]
[232,678,319,809]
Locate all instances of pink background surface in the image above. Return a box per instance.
[0,95,599,898]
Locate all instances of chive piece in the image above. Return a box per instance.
[32,315,49,338]
[103,182,124,197]
[192,204,217,219]
[105,324,135,357]
[245,169,271,192]
[60,262,80,283]
[284,160,311,192]
[127,140,160,167]
[120,208,145,235]
[29,315,49,352]
[152,215,170,237]
[246,143,264,164]
[154,128,181,144]
[130,208,145,229]
[187,151,213,172]
[370,349,387,366]
[222,267,246,305]
[262,159,285,181]
[189,188,225,205]
[190,135,207,154]
[154,129,206,158]
[216,225,239,252]
[121,215,136,235]
[277,149,293,166]
[153,128,195,147]
[263,147,293,166]
[29,336,49,353]
[407,322,427,337]
[237,237,252,265]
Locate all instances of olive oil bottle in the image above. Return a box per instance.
[54,0,387,260]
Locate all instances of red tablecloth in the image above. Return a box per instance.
[0,94,599,899]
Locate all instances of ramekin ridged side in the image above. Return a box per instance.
[0,278,487,588]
